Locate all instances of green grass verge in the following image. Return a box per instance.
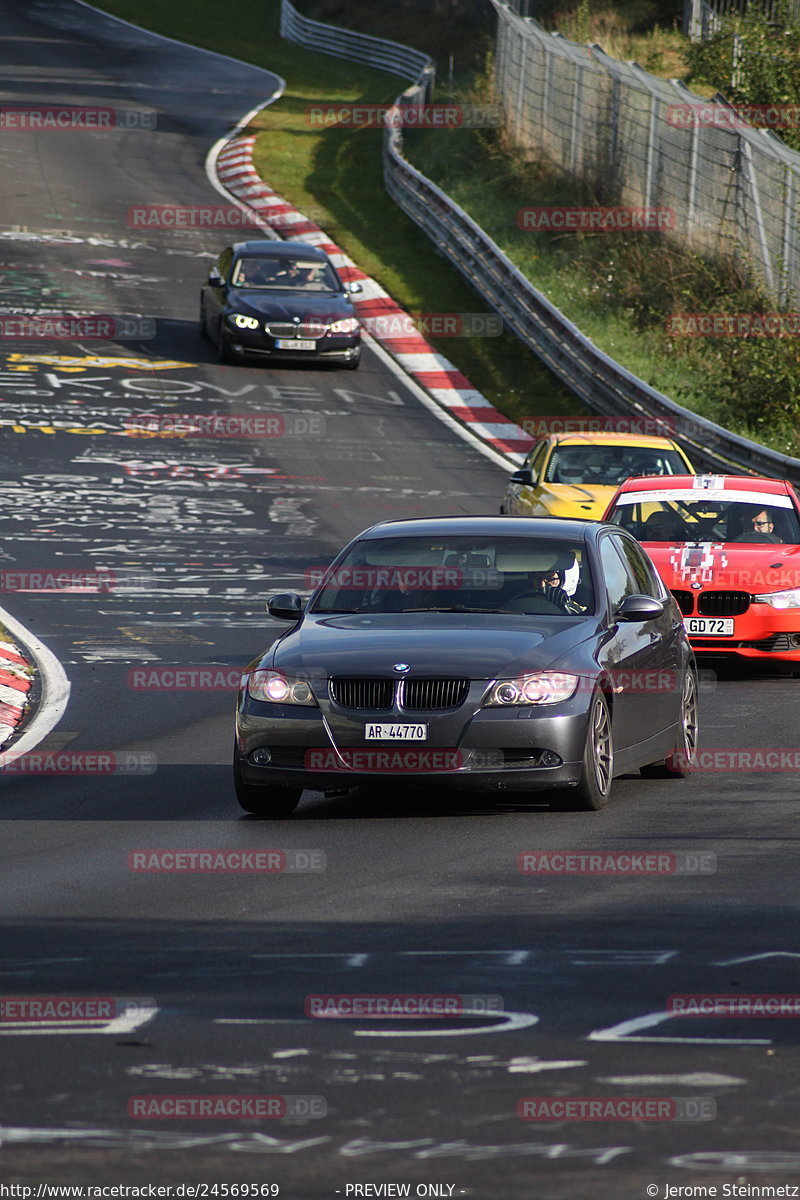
[92,0,584,426]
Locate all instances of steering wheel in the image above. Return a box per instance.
[504,594,565,615]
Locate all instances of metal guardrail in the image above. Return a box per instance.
[279,0,434,86]
[280,0,800,484]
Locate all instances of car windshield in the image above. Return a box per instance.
[545,445,686,486]
[607,492,800,544]
[230,257,340,292]
[311,535,595,616]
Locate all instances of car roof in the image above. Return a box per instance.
[614,473,791,496]
[230,240,330,261]
[356,515,601,540]
[544,432,681,449]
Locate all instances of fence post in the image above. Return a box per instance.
[683,0,702,40]
[543,34,553,128]
[514,25,527,143]
[740,137,776,294]
[781,164,797,306]
[631,65,660,208]
[570,56,583,175]
[731,33,744,90]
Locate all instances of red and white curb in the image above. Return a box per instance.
[214,136,535,461]
[0,638,34,748]
[0,606,70,765]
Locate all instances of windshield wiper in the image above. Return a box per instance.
[399,606,508,614]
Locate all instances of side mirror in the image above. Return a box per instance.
[616,594,665,623]
[509,467,533,486]
[347,281,363,294]
[266,592,304,621]
[208,267,224,286]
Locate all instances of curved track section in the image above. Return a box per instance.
[0,4,799,1195]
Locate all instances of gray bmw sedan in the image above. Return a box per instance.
[234,517,698,816]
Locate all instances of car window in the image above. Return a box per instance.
[311,535,595,616]
[599,536,638,611]
[230,256,339,292]
[615,535,663,598]
[545,445,686,487]
[607,493,800,544]
[526,441,548,480]
[218,247,234,279]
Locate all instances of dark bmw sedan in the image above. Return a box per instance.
[234,517,699,816]
[200,240,361,368]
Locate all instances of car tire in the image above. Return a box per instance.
[342,351,361,371]
[640,668,699,779]
[565,691,613,810]
[233,743,302,817]
[199,298,209,340]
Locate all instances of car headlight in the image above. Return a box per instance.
[328,317,359,334]
[483,672,579,706]
[231,314,260,330]
[754,587,800,609]
[247,670,318,706]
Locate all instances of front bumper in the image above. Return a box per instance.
[235,688,593,794]
[685,605,800,660]
[225,322,360,363]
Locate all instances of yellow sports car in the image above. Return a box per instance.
[501,431,695,520]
